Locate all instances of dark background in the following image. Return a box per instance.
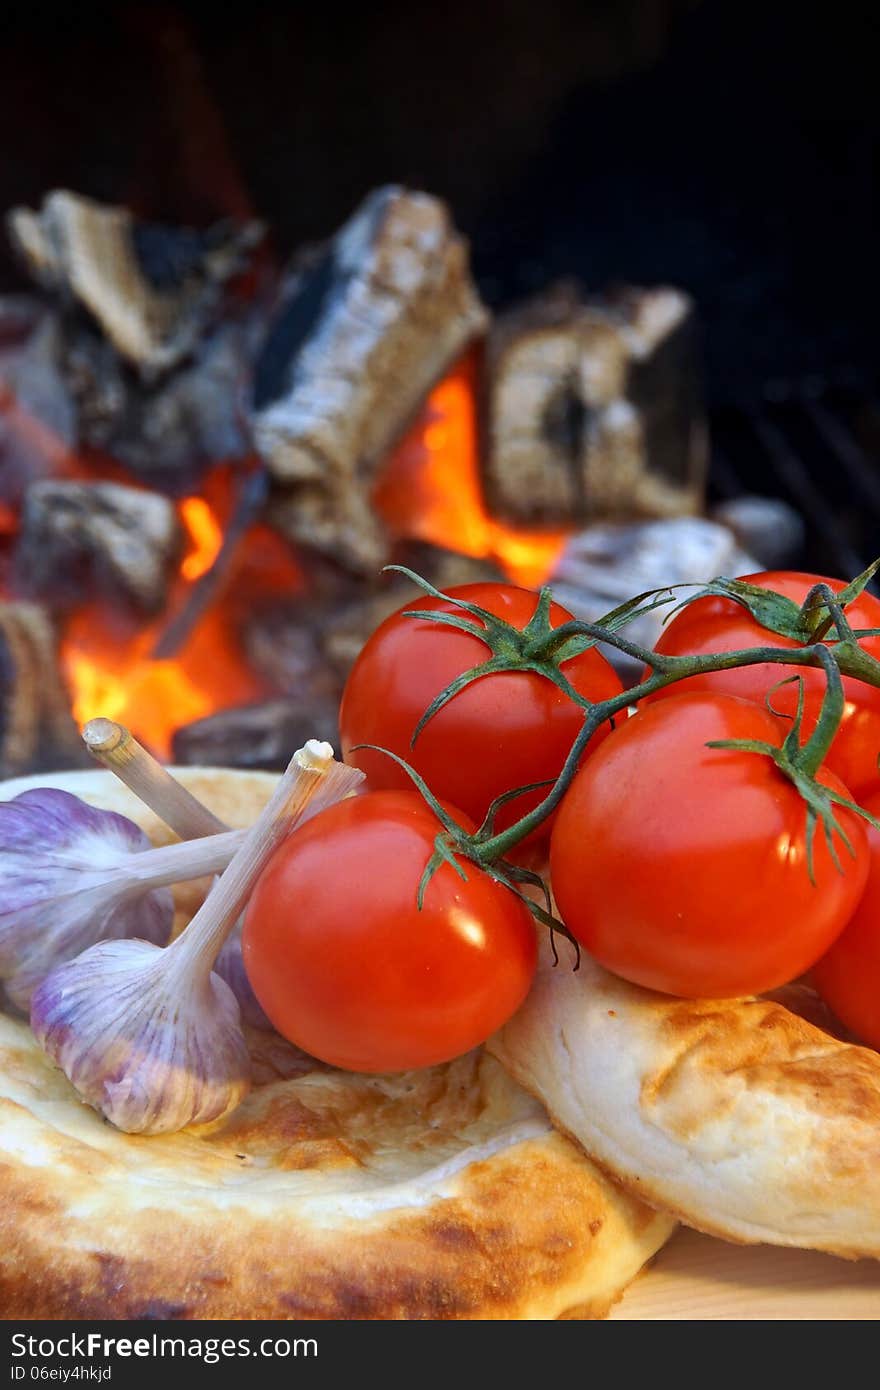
[1,0,877,409]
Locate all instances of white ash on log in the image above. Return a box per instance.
[8,190,264,378]
[0,601,85,777]
[14,481,183,617]
[172,699,340,773]
[253,186,488,573]
[483,282,707,526]
[549,517,757,680]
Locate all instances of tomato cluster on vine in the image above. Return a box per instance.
[243,568,880,1072]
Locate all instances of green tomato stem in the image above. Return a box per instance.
[474,640,846,863]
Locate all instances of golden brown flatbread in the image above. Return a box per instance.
[0,768,673,1320]
[490,940,880,1259]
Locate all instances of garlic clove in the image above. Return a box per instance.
[0,788,174,1010]
[31,939,251,1134]
[2,882,173,1015]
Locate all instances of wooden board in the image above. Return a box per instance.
[610,1228,880,1319]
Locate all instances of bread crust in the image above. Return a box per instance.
[490,941,880,1257]
[0,769,673,1319]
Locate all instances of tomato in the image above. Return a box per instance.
[339,583,623,842]
[812,790,880,1048]
[648,570,880,797]
[549,692,869,998]
[242,789,537,1072]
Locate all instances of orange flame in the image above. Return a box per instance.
[179,495,224,580]
[375,354,569,588]
[60,470,304,759]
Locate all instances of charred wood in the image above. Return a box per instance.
[483,283,707,526]
[15,481,182,617]
[243,618,342,709]
[253,186,488,573]
[66,318,255,490]
[0,310,76,502]
[7,190,264,378]
[172,698,339,772]
[0,601,85,777]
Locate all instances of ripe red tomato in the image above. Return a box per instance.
[812,790,880,1049]
[549,692,869,998]
[339,583,623,841]
[242,789,537,1072]
[648,570,880,797]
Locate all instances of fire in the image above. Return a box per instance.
[4,351,563,765]
[59,471,304,760]
[375,354,569,589]
[179,496,224,580]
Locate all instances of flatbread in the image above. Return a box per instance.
[0,768,673,1320]
[490,940,880,1259]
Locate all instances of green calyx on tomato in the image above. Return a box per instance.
[703,648,880,883]
[382,564,672,742]
[549,691,872,999]
[339,576,627,850]
[666,556,880,653]
[649,570,880,797]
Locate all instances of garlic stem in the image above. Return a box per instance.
[109,828,246,892]
[170,741,364,976]
[83,718,227,838]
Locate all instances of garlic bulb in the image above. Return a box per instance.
[0,787,245,1011]
[33,939,250,1133]
[31,742,364,1134]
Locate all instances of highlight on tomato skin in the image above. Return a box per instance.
[339,581,623,844]
[812,790,880,1050]
[241,789,538,1074]
[647,570,880,799]
[548,691,870,1000]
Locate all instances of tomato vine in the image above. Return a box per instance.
[357,558,880,948]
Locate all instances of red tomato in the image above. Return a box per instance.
[549,692,869,998]
[648,570,880,797]
[339,583,623,841]
[242,790,537,1072]
[812,790,880,1049]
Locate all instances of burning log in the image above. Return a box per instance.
[0,601,84,777]
[253,186,488,573]
[5,192,264,490]
[15,481,183,617]
[7,190,264,378]
[67,320,255,488]
[172,699,339,772]
[483,283,707,526]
